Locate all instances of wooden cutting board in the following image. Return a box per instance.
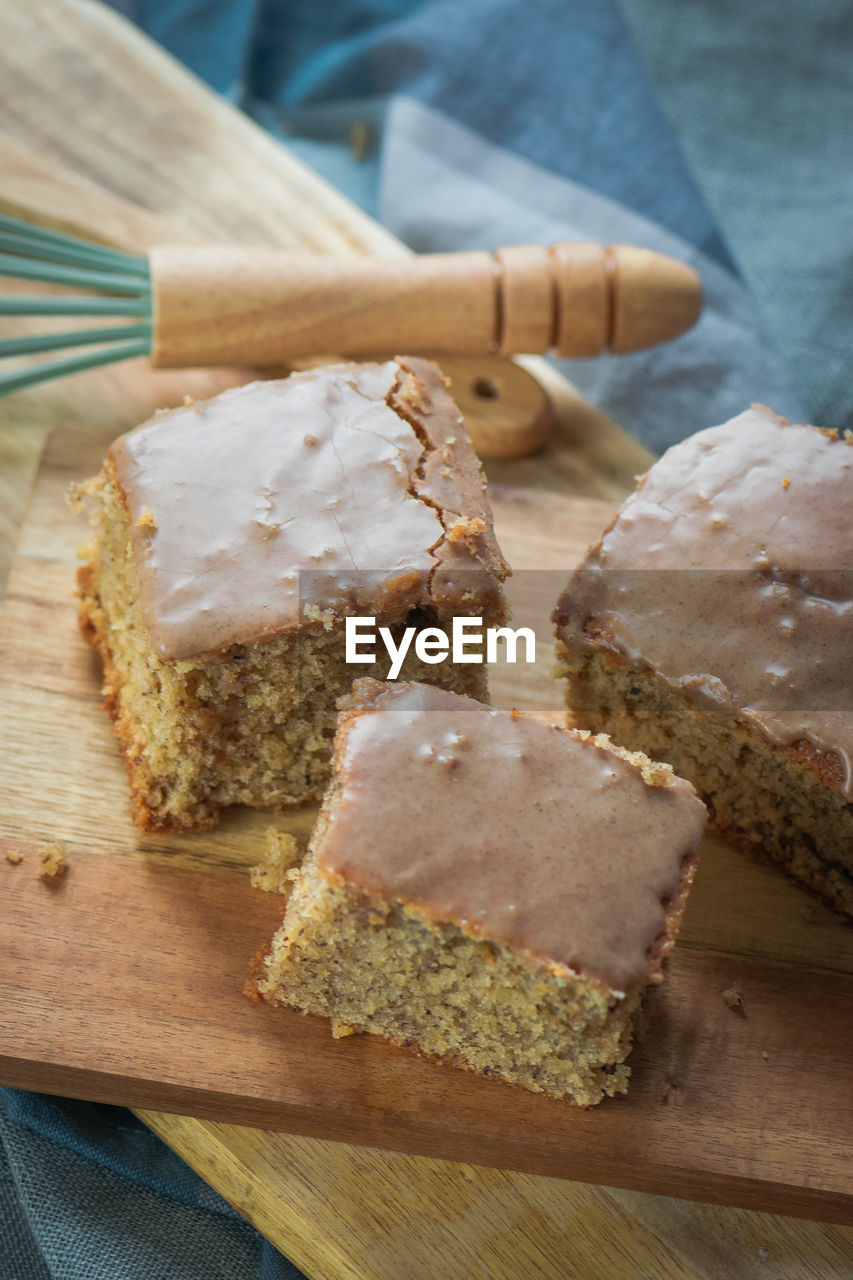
[2,423,852,1231]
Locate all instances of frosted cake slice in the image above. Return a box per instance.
[75,358,508,831]
[555,404,853,915]
[255,678,705,1105]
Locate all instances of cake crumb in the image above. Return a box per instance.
[446,515,486,544]
[301,602,336,631]
[5,849,23,865]
[396,368,430,413]
[67,475,101,515]
[640,758,675,788]
[250,828,301,894]
[762,1050,769,1062]
[183,394,195,407]
[722,986,745,1015]
[136,506,158,532]
[781,476,791,489]
[331,1018,357,1039]
[37,842,68,881]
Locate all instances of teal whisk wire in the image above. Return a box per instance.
[0,213,147,272]
[0,339,153,396]
[0,213,154,394]
[0,296,151,317]
[0,324,152,358]
[0,252,151,294]
[0,215,147,274]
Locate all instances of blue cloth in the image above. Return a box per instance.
[621,0,853,436]
[110,0,811,454]
[0,1092,301,1279]
[5,1,847,1275]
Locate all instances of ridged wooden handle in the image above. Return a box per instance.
[149,243,701,368]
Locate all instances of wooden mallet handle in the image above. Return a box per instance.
[149,242,701,368]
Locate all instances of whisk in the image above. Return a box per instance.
[0,212,702,396]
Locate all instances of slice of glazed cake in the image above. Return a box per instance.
[255,678,705,1105]
[554,404,853,915]
[75,358,507,831]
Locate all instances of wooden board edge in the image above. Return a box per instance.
[135,1100,853,1229]
[4,1052,847,1224]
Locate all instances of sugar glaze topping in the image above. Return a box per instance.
[111,359,506,661]
[318,681,705,991]
[555,405,853,797]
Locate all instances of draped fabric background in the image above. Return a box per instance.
[3,2,848,1276]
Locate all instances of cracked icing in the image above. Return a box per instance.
[110,358,507,661]
[555,404,853,796]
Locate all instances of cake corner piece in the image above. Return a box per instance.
[554,404,853,917]
[255,678,705,1106]
[75,358,508,832]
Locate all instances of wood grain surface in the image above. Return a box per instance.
[1,1,851,1275]
[135,1113,853,1280]
[1,426,852,1229]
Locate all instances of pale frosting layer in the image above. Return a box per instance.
[555,405,853,796]
[110,358,507,661]
[318,680,705,991]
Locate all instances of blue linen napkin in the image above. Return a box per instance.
[4,1,843,1276]
[0,1092,301,1279]
[622,0,853,436]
